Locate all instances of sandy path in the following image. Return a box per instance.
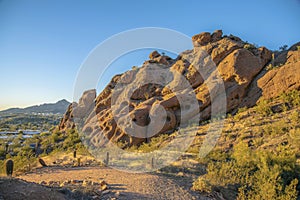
[18,166,209,200]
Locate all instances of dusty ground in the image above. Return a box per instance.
[0,177,67,200]
[0,151,212,200]
[16,165,209,200]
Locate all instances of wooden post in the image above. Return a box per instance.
[73,149,77,158]
[105,152,109,166]
[77,157,81,166]
[151,157,154,169]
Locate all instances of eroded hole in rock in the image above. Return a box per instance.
[185,105,191,110]
[131,114,151,126]
[83,126,93,134]
[130,83,164,100]
[120,101,128,107]
[166,116,171,122]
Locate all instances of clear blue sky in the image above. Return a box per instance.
[0,0,299,110]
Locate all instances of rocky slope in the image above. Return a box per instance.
[58,30,300,146]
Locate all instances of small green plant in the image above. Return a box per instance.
[134,134,170,153]
[131,66,138,70]
[255,99,272,116]
[290,110,300,127]
[192,177,212,193]
[266,63,280,71]
[262,120,289,137]
[243,43,256,51]
[144,92,150,100]
[280,90,300,108]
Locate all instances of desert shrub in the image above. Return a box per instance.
[266,63,283,71]
[135,134,170,153]
[62,129,81,150]
[262,120,290,137]
[288,128,300,150]
[279,45,288,51]
[192,176,212,193]
[51,130,63,143]
[203,149,229,163]
[0,155,37,175]
[193,142,299,199]
[255,99,272,116]
[280,90,300,108]
[0,148,6,159]
[131,66,138,70]
[17,145,34,158]
[12,155,37,173]
[244,43,256,51]
[290,110,300,127]
[233,107,248,120]
[115,140,129,149]
[252,137,264,147]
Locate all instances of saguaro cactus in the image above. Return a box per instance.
[73,149,77,158]
[5,159,14,177]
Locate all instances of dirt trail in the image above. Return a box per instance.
[18,166,209,200]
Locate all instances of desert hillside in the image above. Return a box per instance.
[58,30,300,147]
[1,30,299,200]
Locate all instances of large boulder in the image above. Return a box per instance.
[192,32,211,46]
[217,48,264,84]
[211,30,223,42]
[149,50,161,59]
[73,89,96,118]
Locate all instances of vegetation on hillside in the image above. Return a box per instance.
[191,89,300,199]
[0,128,86,174]
[0,89,299,199]
[114,89,300,199]
[0,113,62,131]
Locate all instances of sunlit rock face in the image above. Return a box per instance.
[58,30,300,147]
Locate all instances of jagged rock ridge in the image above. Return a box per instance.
[58,30,300,146]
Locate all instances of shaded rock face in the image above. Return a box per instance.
[58,89,96,132]
[57,103,75,131]
[58,30,300,146]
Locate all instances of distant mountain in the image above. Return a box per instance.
[0,99,70,115]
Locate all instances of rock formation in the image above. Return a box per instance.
[58,30,300,147]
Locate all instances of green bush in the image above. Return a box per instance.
[193,142,299,199]
[62,129,81,150]
[192,176,212,193]
[0,148,6,159]
[280,90,300,108]
[262,120,290,137]
[133,134,170,153]
[51,130,62,143]
[255,99,272,116]
[244,43,256,51]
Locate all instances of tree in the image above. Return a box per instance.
[279,45,288,51]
